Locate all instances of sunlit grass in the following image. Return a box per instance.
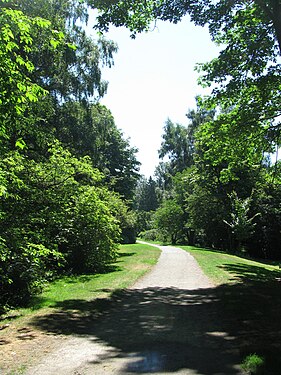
[180,245,281,285]
[1,243,160,324]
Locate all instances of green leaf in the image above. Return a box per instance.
[15,138,26,150]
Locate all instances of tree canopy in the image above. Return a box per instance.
[93,0,281,137]
[0,0,140,312]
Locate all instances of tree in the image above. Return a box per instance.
[0,3,59,141]
[53,102,140,200]
[134,176,158,212]
[154,199,185,244]
[159,99,215,176]
[93,0,281,139]
[11,0,118,100]
[159,119,192,174]
[223,191,259,252]
[0,0,117,155]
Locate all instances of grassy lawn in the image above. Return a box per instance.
[1,243,160,325]
[0,243,160,374]
[180,245,281,374]
[179,245,281,285]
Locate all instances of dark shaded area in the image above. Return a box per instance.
[30,263,281,374]
[117,252,136,258]
[0,313,22,323]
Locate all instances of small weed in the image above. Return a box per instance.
[241,353,264,374]
[8,364,27,374]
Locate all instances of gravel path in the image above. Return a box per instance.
[24,244,243,375]
[133,244,213,290]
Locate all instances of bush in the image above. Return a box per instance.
[241,353,264,374]
[59,186,120,273]
[153,199,185,244]
[0,145,123,310]
[0,239,62,311]
[139,229,160,242]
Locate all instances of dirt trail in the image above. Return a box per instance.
[17,245,243,374]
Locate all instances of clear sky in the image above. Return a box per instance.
[94,16,220,177]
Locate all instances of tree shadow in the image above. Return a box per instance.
[185,245,280,267]
[0,313,22,322]
[30,264,281,374]
[219,263,281,284]
[117,252,136,258]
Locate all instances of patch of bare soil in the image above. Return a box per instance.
[0,311,69,374]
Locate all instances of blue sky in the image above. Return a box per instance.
[93,16,220,177]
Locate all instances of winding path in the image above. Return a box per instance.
[25,244,243,374]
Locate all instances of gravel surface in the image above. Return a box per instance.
[23,244,243,375]
[133,244,213,289]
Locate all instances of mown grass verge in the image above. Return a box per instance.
[0,243,160,327]
[179,245,280,285]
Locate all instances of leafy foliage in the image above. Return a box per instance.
[0,0,140,312]
[153,199,185,244]
[53,101,140,200]
[134,176,159,212]
[0,144,125,309]
[0,4,52,138]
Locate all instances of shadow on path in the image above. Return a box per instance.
[30,263,281,374]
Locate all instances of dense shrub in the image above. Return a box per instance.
[139,229,161,242]
[0,145,122,309]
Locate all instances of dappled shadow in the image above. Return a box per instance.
[32,287,241,374]
[0,313,22,322]
[30,263,281,374]
[219,263,281,284]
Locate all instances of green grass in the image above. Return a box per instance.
[179,245,281,374]
[0,244,160,375]
[1,243,160,324]
[241,353,265,374]
[179,245,280,285]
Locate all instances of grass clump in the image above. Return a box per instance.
[241,353,264,374]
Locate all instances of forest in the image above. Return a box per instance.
[1,0,281,313]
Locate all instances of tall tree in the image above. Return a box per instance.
[9,0,118,100]
[159,119,192,174]
[134,176,158,212]
[0,2,59,143]
[53,102,140,200]
[159,101,215,176]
